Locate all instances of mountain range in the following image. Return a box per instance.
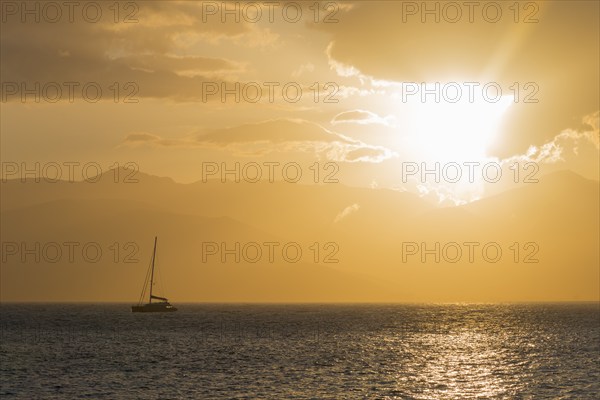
[1,169,597,302]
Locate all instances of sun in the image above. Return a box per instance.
[406,84,514,163]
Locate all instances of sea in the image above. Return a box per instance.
[1,303,598,399]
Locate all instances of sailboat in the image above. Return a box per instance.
[131,237,177,313]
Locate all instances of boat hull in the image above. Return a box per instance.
[131,303,177,313]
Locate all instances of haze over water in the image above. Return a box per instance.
[1,303,598,399]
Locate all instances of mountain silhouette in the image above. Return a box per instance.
[1,168,597,302]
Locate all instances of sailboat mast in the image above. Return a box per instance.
[149,236,157,303]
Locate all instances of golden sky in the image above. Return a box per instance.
[1,1,598,302]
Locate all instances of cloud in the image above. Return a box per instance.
[115,54,245,78]
[331,109,396,126]
[326,42,361,78]
[503,111,599,165]
[122,119,396,163]
[194,119,347,145]
[317,2,599,155]
[291,63,315,78]
[0,1,279,102]
[334,203,360,223]
[582,111,600,148]
[120,132,184,148]
[339,146,396,163]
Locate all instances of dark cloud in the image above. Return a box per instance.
[0,1,255,101]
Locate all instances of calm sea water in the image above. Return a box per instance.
[1,304,598,399]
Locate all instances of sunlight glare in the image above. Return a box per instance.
[409,86,514,162]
